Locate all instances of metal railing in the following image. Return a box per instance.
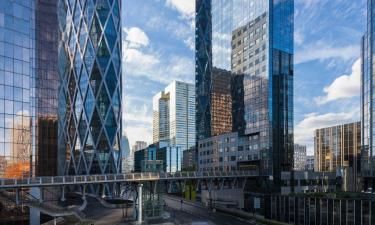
[0,170,259,189]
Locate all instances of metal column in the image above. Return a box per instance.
[137,183,143,224]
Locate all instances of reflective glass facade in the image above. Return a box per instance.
[0,0,59,178]
[58,0,122,175]
[195,0,294,182]
[361,0,375,179]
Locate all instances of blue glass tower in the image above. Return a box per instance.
[58,0,122,175]
[195,0,294,186]
[361,0,375,188]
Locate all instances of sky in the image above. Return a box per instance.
[121,0,366,154]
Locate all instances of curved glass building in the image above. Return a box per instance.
[58,0,122,175]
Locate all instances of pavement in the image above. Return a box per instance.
[164,196,258,225]
[55,195,259,225]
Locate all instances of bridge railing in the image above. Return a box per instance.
[0,170,259,188]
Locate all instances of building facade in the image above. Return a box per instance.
[198,132,261,172]
[132,141,148,152]
[294,144,307,171]
[361,0,375,190]
[58,0,122,175]
[0,0,59,178]
[196,0,294,184]
[182,147,197,171]
[306,156,314,171]
[314,122,361,173]
[152,81,195,151]
[134,142,181,173]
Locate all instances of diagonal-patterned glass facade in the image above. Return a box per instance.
[58,0,122,175]
[196,0,294,187]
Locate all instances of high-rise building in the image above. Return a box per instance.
[306,156,314,171]
[152,81,195,151]
[182,147,198,171]
[132,141,148,152]
[195,0,294,184]
[0,0,59,178]
[362,0,375,188]
[58,0,122,175]
[314,122,361,172]
[153,92,170,143]
[294,144,306,171]
[121,134,132,173]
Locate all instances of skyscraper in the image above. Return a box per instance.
[196,0,294,184]
[314,122,361,172]
[362,0,375,188]
[293,144,306,171]
[0,0,59,178]
[152,81,195,151]
[58,0,122,175]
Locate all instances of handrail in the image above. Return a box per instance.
[0,170,259,189]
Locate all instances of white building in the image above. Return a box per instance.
[294,144,307,171]
[152,81,195,151]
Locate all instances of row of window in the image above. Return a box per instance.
[199,154,260,165]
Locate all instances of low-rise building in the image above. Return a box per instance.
[281,171,336,194]
[133,142,182,173]
[198,132,260,172]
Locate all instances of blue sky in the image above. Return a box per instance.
[122,0,366,154]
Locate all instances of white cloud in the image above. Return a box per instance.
[122,97,153,147]
[165,0,195,19]
[295,43,359,64]
[315,58,361,104]
[294,30,304,46]
[295,109,359,154]
[125,125,152,147]
[123,27,150,48]
[124,48,159,66]
[184,37,194,51]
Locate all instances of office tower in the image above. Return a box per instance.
[314,122,361,172]
[362,0,375,188]
[132,141,148,152]
[152,81,195,151]
[0,1,59,178]
[306,156,314,171]
[153,92,170,143]
[58,0,122,175]
[182,147,198,171]
[294,144,307,171]
[211,68,232,136]
[196,0,294,183]
[198,132,261,172]
[121,134,132,173]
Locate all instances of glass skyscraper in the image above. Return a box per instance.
[196,0,294,184]
[153,81,196,152]
[361,0,375,189]
[58,0,122,175]
[0,0,59,178]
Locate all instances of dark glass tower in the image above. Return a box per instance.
[58,0,122,175]
[361,0,375,188]
[195,0,294,185]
